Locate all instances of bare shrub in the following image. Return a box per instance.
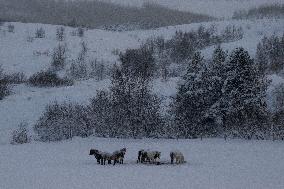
[77,27,84,37]
[56,26,65,41]
[0,65,10,100]
[89,60,106,81]
[4,72,27,84]
[27,35,34,42]
[7,24,14,33]
[34,102,92,142]
[28,70,73,87]
[35,27,45,38]
[68,60,88,79]
[50,43,67,71]
[11,122,31,145]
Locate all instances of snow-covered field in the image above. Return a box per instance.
[0,137,284,189]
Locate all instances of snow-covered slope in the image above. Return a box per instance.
[0,18,284,144]
[0,137,284,189]
[0,23,139,76]
[1,19,284,75]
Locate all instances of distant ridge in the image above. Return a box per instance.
[233,3,284,19]
[0,0,213,30]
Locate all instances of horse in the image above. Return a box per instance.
[89,149,113,165]
[137,149,144,163]
[138,150,161,164]
[101,152,113,165]
[89,149,103,164]
[112,148,126,165]
[170,151,185,164]
[146,151,161,163]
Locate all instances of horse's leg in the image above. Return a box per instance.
[170,153,174,164]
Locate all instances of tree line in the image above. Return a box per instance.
[33,33,284,141]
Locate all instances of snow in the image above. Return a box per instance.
[0,137,283,189]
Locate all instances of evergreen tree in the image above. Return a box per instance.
[272,84,284,140]
[221,48,269,139]
[269,35,282,73]
[255,42,269,75]
[88,90,113,137]
[110,53,163,138]
[171,52,205,138]
[202,45,228,136]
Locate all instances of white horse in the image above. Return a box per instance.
[145,151,161,163]
[170,151,185,164]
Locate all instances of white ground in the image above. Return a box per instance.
[0,137,284,189]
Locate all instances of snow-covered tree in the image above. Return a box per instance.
[202,45,228,136]
[256,34,284,74]
[171,52,205,138]
[110,61,163,138]
[88,90,113,137]
[221,47,269,139]
[272,84,284,140]
[255,42,269,75]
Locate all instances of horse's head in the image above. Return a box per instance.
[120,148,126,153]
[157,152,161,158]
[154,151,161,159]
[89,149,99,155]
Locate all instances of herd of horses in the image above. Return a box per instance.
[89,148,186,165]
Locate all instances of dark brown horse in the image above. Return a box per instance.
[89,149,103,164]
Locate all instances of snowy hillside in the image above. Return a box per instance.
[0,18,284,144]
[1,19,284,75]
